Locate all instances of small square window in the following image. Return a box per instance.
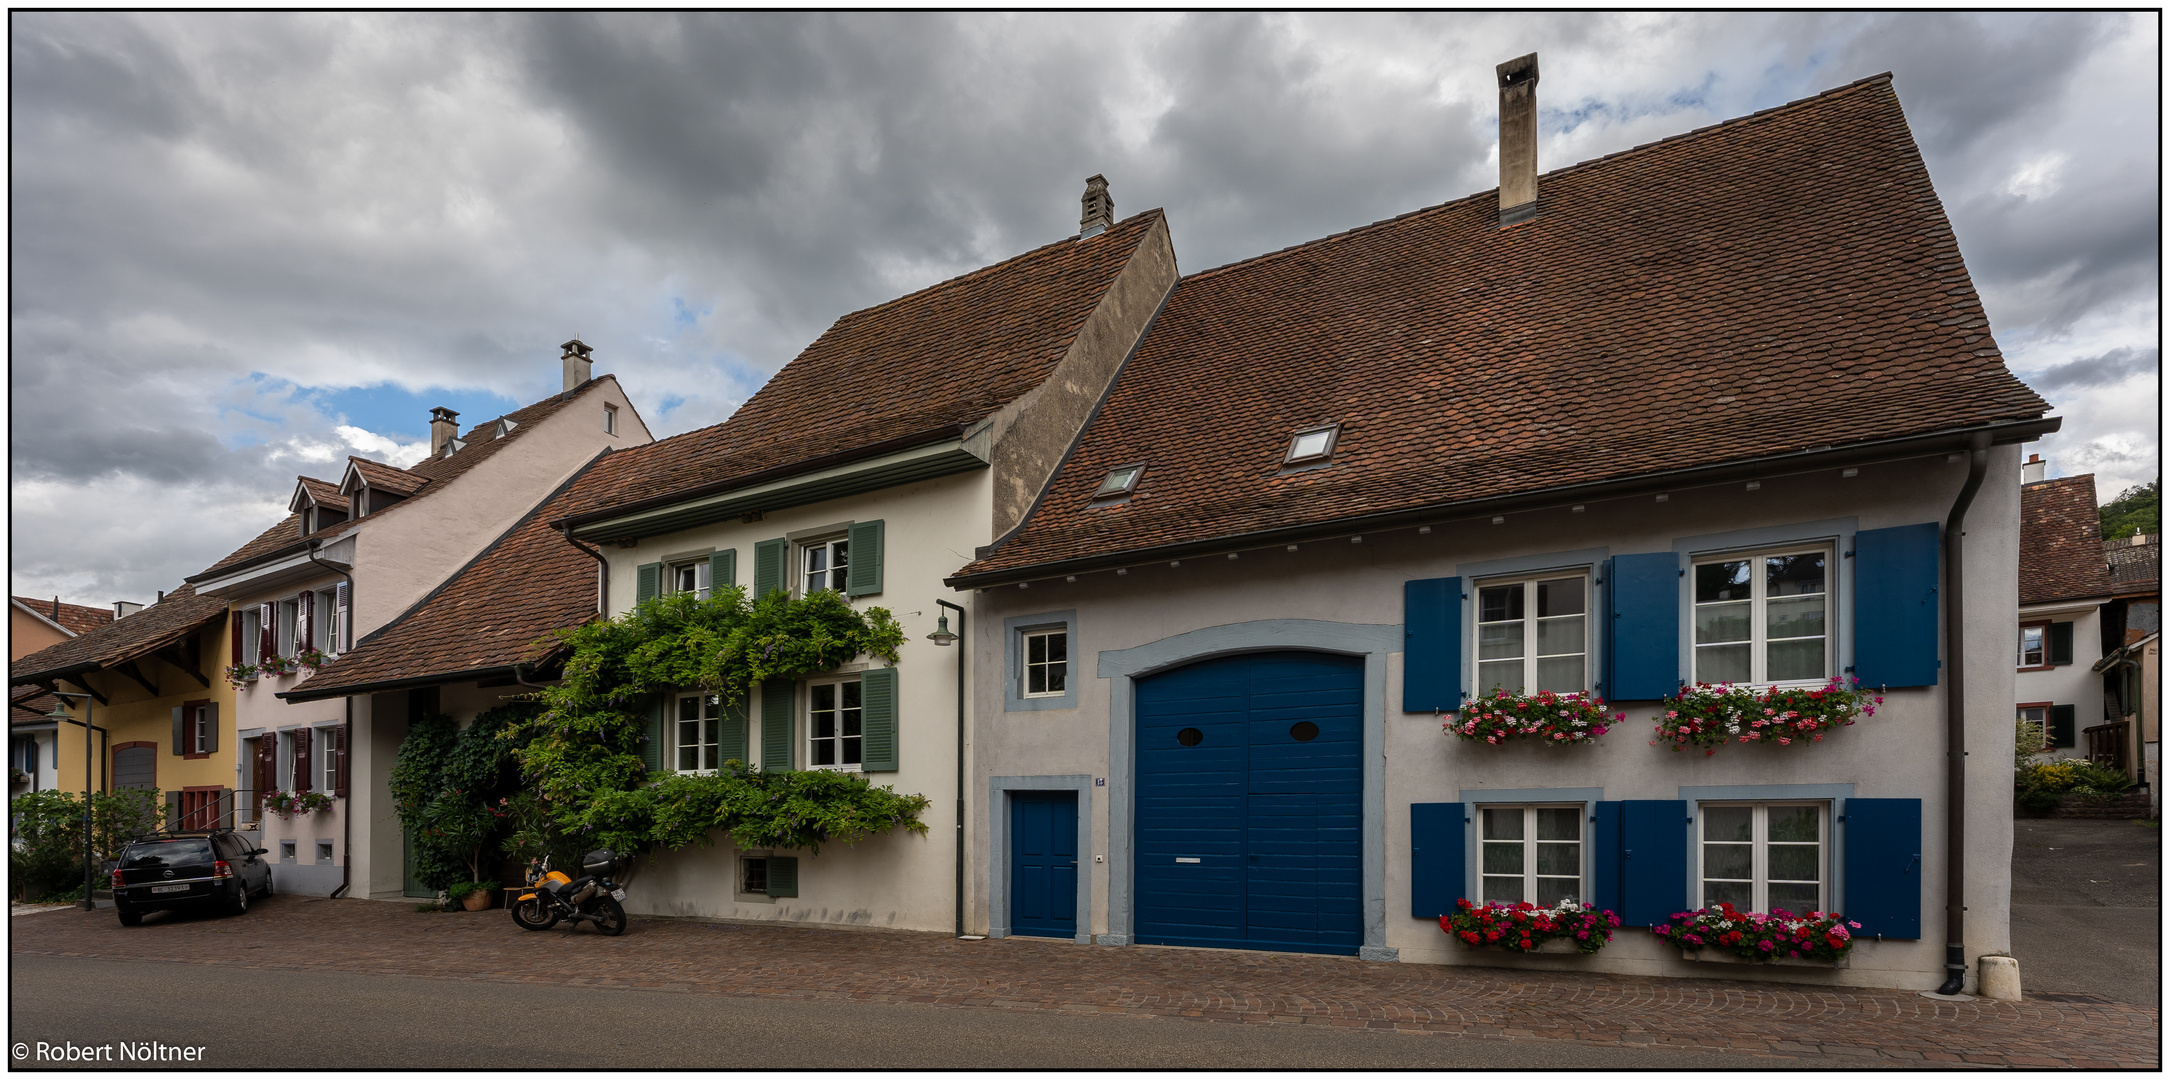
[1093,464,1143,499]
[1284,425,1338,465]
[741,856,768,895]
[670,560,711,600]
[278,840,297,864]
[316,841,334,865]
[1022,629,1068,698]
[802,537,849,596]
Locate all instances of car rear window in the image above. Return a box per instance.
[122,840,215,867]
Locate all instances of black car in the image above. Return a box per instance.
[111,831,274,925]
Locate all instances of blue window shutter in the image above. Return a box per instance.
[753,539,788,599]
[1403,578,1463,712]
[639,694,664,773]
[635,562,661,606]
[1842,798,1921,938]
[1853,522,1941,688]
[859,667,898,772]
[846,519,885,597]
[1410,802,1466,919]
[1605,553,1681,700]
[1620,799,1687,926]
[760,679,795,771]
[1592,801,1624,916]
[710,549,737,592]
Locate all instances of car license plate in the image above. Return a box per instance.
[611,889,626,901]
[150,884,188,894]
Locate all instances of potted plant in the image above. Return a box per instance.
[1651,678,1880,755]
[1652,903,1858,966]
[295,647,330,674]
[448,879,501,911]
[1441,898,1622,954]
[224,663,259,689]
[259,654,300,678]
[262,789,335,819]
[1447,689,1621,746]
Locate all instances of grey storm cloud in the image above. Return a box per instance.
[9,11,2159,605]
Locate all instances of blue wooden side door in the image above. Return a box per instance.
[1135,651,1363,956]
[1010,791,1078,938]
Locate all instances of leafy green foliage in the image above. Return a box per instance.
[7,787,168,901]
[511,587,922,857]
[391,702,537,888]
[2099,480,2160,542]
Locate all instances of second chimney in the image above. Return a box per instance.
[2021,453,2046,485]
[1079,175,1113,239]
[1496,52,1540,226]
[562,338,594,392]
[430,406,461,458]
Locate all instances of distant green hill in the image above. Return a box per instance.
[2100,480,2160,542]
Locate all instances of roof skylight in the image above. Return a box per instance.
[1284,424,1339,466]
[1094,464,1144,500]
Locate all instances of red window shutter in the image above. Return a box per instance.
[298,591,314,653]
[292,728,313,793]
[258,603,275,663]
[231,612,245,671]
[255,734,276,800]
[334,726,349,797]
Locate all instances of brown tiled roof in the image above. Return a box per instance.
[193,378,621,581]
[2106,534,2159,595]
[12,686,59,725]
[295,476,344,507]
[12,596,115,636]
[558,213,1165,521]
[2020,476,2114,605]
[10,585,227,685]
[284,458,610,699]
[956,76,2051,584]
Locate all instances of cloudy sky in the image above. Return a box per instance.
[11,11,2159,605]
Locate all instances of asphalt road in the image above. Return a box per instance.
[2007,817,2160,1005]
[7,953,1768,1069]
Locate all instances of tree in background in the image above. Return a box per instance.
[2100,480,2160,542]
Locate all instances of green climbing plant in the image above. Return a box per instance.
[511,585,922,858]
[391,702,538,890]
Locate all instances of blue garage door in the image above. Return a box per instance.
[1134,651,1362,955]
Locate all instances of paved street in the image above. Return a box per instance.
[2009,817,2160,1006]
[10,893,2157,1069]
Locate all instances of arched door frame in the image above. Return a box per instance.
[1096,619,1402,960]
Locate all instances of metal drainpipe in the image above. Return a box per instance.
[557,525,610,615]
[1937,431,1990,996]
[307,539,357,901]
[937,599,966,938]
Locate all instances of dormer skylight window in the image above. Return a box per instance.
[1093,464,1144,501]
[439,438,467,459]
[493,418,517,439]
[1284,424,1340,466]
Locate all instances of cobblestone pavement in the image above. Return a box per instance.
[12,897,2157,1068]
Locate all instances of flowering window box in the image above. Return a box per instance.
[1446,690,1621,747]
[1651,903,1860,965]
[1651,678,1881,755]
[1682,947,1848,968]
[1442,899,1622,955]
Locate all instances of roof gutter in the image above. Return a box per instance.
[279,665,522,704]
[948,415,2060,589]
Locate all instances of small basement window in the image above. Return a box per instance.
[1284,424,1339,465]
[316,840,334,864]
[1093,464,1143,500]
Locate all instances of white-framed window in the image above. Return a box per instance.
[315,726,340,791]
[275,598,299,658]
[807,676,862,768]
[802,537,849,596]
[1479,805,1583,906]
[313,588,340,656]
[604,403,618,435]
[186,705,213,754]
[239,607,263,665]
[316,840,335,864]
[1021,628,1068,698]
[1692,547,1830,685]
[2018,621,2049,669]
[670,560,712,600]
[674,692,722,773]
[1475,575,1588,695]
[274,731,294,791]
[1698,802,1827,913]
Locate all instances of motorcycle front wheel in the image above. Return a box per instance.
[588,896,627,936]
[510,896,559,931]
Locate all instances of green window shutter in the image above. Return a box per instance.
[635,562,662,606]
[172,706,187,756]
[2048,621,2075,666]
[760,680,795,771]
[765,855,799,898]
[846,519,885,597]
[860,667,899,772]
[202,704,218,755]
[720,700,749,765]
[639,694,664,773]
[753,539,788,598]
[710,549,738,591]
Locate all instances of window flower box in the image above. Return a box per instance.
[295,648,329,676]
[1651,678,1880,755]
[224,664,259,689]
[1446,690,1621,747]
[1651,903,1859,964]
[259,656,300,678]
[263,789,335,819]
[1442,899,1621,954]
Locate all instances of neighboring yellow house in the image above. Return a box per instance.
[10,586,242,831]
[11,596,115,661]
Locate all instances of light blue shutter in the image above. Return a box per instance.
[1621,800,1688,927]
[1410,802,1466,919]
[858,668,898,771]
[846,520,885,597]
[1842,798,1921,938]
[753,539,788,599]
[1606,553,1682,700]
[635,563,661,606]
[759,680,794,771]
[709,549,738,593]
[1403,578,1464,712]
[1853,523,1941,688]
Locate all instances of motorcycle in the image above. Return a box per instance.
[510,849,629,936]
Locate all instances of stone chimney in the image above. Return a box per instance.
[1496,52,1540,226]
[561,338,594,392]
[1079,175,1113,239]
[113,601,142,619]
[430,406,462,458]
[2021,453,2046,485]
